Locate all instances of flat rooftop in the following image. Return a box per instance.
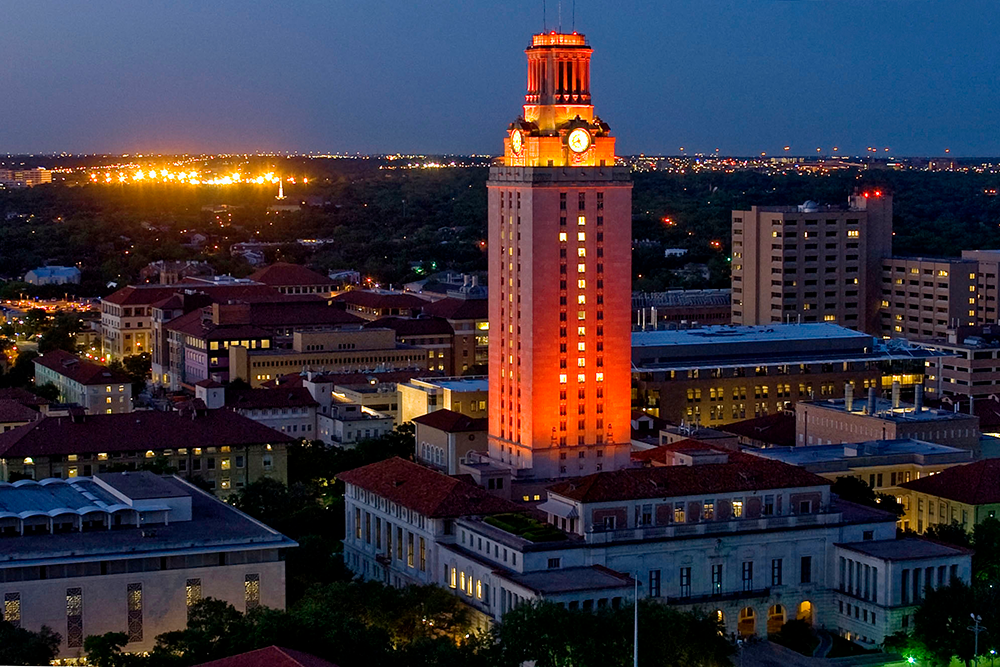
[747,439,970,468]
[632,323,866,348]
[837,537,971,561]
[803,398,980,423]
[408,376,489,392]
[504,565,633,595]
[0,474,295,565]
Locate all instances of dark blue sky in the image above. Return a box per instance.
[2,1,998,156]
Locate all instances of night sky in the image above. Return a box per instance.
[3,1,998,156]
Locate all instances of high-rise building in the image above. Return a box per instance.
[880,256,978,339]
[487,32,632,477]
[731,192,893,334]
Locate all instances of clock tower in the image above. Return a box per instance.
[487,32,633,478]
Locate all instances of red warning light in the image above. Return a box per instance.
[874,190,882,197]
[863,192,870,198]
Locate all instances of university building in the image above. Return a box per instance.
[0,471,294,659]
[631,323,941,427]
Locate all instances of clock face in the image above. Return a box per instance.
[568,128,592,153]
[510,129,524,155]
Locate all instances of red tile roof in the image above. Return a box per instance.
[338,457,521,518]
[412,409,487,433]
[0,400,41,424]
[548,452,830,503]
[0,387,51,408]
[364,317,454,337]
[249,263,332,286]
[334,291,428,310]
[900,459,1000,505]
[244,301,362,328]
[227,388,319,410]
[193,646,338,667]
[720,412,797,447]
[422,298,488,321]
[103,285,180,306]
[0,410,293,458]
[630,439,719,464]
[34,350,132,386]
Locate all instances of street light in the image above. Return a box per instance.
[969,614,986,667]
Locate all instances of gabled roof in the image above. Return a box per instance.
[338,457,520,518]
[227,388,319,410]
[193,646,338,667]
[900,459,1000,505]
[334,291,428,310]
[422,297,488,321]
[548,452,830,504]
[249,263,331,286]
[34,350,131,386]
[0,387,51,408]
[0,400,41,424]
[364,317,454,337]
[0,410,293,458]
[720,412,797,447]
[102,285,180,306]
[630,439,718,464]
[412,409,487,433]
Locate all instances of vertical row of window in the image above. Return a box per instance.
[498,189,521,447]
[4,576,252,650]
[356,505,427,573]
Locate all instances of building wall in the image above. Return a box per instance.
[231,345,429,388]
[2,443,287,499]
[101,303,154,361]
[795,403,980,451]
[1,554,285,658]
[398,382,488,425]
[963,250,1000,324]
[415,424,488,475]
[487,168,634,478]
[922,341,1000,399]
[635,367,879,425]
[34,364,133,415]
[901,490,1000,535]
[880,257,977,340]
[234,406,317,438]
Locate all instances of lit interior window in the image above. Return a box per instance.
[578,342,586,351]
[596,373,604,382]
[578,215,585,225]
[559,374,568,384]
[578,279,586,289]
[578,263,586,273]
[578,295,586,304]
[559,232,567,242]
[578,248,586,257]
[577,374,586,383]
[578,232,585,241]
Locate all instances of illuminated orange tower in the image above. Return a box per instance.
[487,32,632,478]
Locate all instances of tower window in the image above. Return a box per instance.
[579,193,586,210]
[560,193,567,210]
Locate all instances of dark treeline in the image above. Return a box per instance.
[3,162,1000,295]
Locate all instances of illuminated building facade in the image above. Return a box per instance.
[731,192,893,335]
[487,33,632,477]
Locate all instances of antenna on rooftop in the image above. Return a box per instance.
[542,0,546,31]
[572,0,576,31]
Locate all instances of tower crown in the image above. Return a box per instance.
[503,32,615,168]
[525,32,592,106]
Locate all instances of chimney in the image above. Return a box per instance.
[914,384,924,413]
[891,381,901,409]
[844,383,854,411]
[867,387,877,415]
[970,395,975,415]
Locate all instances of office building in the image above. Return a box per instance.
[899,459,1000,533]
[248,262,338,297]
[33,350,133,414]
[422,297,490,373]
[880,256,978,340]
[631,323,940,427]
[487,31,633,478]
[921,324,1000,399]
[0,167,52,186]
[333,291,430,321]
[795,395,980,451]
[364,317,456,374]
[229,329,430,388]
[0,408,292,496]
[0,471,294,659]
[731,192,893,334]
[963,249,1000,324]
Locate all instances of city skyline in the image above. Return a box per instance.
[3,1,1000,156]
